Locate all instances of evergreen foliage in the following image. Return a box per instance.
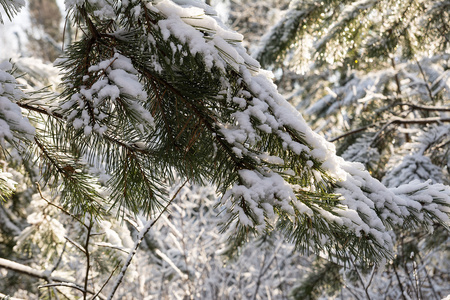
[0,0,449,298]
[254,0,450,298]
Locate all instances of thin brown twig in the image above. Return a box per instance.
[36,182,88,228]
[329,117,450,143]
[328,124,375,142]
[394,102,450,112]
[90,264,120,300]
[64,236,86,254]
[106,180,189,300]
[39,283,88,294]
[83,221,93,300]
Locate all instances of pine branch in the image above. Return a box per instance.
[0,0,24,23]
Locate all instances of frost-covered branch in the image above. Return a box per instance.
[0,258,105,299]
[372,117,450,145]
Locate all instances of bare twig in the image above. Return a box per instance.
[83,221,94,300]
[64,236,86,254]
[94,243,130,254]
[383,277,393,300]
[366,265,377,292]
[39,282,89,294]
[394,102,450,112]
[392,263,408,300]
[328,124,375,142]
[252,241,282,300]
[91,264,120,300]
[106,180,189,300]
[50,241,67,273]
[36,183,88,228]
[330,116,450,143]
[177,210,194,299]
[349,256,372,300]
[252,252,268,300]
[417,253,441,300]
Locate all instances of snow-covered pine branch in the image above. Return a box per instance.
[49,0,450,264]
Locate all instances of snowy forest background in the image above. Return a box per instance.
[0,0,449,299]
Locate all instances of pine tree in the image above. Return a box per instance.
[0,0,450,298]
[253,0,450,297]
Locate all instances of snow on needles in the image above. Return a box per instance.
[55,0,450,257]
[146,0,450,253]
[61,53,154,136]
[0,61,35,145]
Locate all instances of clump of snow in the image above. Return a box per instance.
[0,60,35,144]
[60,53,153,136]
[0,170,17,192]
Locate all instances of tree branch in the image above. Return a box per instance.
[106,179,189,300]
[36,182,88,228]
[39,282,86,293]
[328,124,375,142]
[330,117,450,143]
[394,102,450,112]
[372,117,450,145]
[16,101,64,119]
[0,258,106,299]
[91,264,120,300]
[83,221,94,300]
[416,60,434,102]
